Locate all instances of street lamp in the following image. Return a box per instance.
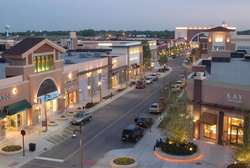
[88,85,91,95]
[72,123,83,168]
[98,81,102,102]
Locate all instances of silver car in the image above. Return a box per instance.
[150,73,158,81]
[70,111,92,125]
[144,77,153,84]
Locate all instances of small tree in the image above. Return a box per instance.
[161,94,194,146]
[89,75,98,102]
[141,41,151,67]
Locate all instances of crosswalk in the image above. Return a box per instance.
[45,125,84,145]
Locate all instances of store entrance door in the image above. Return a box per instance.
[230,125,243,144]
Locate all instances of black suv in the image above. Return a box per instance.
[122,125,144,142]
[135,116,153,128]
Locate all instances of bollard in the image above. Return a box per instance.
[38,129,41,135]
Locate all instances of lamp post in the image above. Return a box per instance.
[98,69,102,102]
[72,123,83,168]
[44,91,48,132]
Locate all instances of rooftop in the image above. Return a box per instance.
[208,58,250,84]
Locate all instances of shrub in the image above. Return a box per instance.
[69,111,74,113]
[85,102,97,108]
[227,163,246,168]
[161,142,198,155]
[113,157,135,165]
[117,88,126,92]
[129,81,136,86]
[50,121,56,123]
[60,115,66,118]
[77,107,81,110]
[103,95,112,99]
[2,145,22,152]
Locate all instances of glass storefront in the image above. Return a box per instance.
[64,89,77,107]
[5,110,27,131]
[204,124,216,139]
[226,117,244,144]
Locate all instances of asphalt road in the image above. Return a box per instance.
[21,54,189,168]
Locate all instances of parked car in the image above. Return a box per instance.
[144,77,153,84]
[150,73,158,81]
[136,80,146,89]
[157,97,168,106]
[70,111,92,125]
[176,80,184,88]
[173,55,176,58]
[135,116,153,128]
[164,84,168,90]
[183,59,188,63]
[122,125,144,142]
[149,103,163,113]
[171,85,180,92]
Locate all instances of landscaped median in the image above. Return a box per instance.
[155,145,202,162]
[0,145,22,155]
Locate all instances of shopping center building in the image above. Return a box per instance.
[0,37,144,139]
[187,54,250,145]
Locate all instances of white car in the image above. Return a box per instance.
[183,59,188,63]
[144,77,153,84]
[171,85,180,92]
[149,103,163,113]
[150,73,158,81]
[176,80,184,88]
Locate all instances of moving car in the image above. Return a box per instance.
[122,125,144,142]
[149,103,163,113]
[144,77,153,84]
[176,80,184,88]
[70,111,92,125]
[135,116,153,128]
[136,80,146,89]
[150,73,158,81]
[171,85,180,92]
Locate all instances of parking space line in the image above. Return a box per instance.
[51,135,63,142]
[61,131,71,137]
[54,133,65,140]
[46,137,59,145]
[64,128,73,134]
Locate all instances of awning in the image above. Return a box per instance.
[0,110,6,118]
[198,112,217,125]
[4,99,32,115]
[65,84,79,93]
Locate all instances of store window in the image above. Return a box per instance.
[73,91,76,103]
[5,110,27,131]
[213,46,224,51]
[204,124,216,139]
[227,117,244,144]
[34,54,54,73]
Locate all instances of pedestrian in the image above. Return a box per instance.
[111,92,112,99]
[159,138,163,144]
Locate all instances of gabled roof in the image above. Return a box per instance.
[2,38,45,55]
[1,38,66,59]
[207,26,234,32]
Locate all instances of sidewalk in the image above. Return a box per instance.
[0,67,173,168]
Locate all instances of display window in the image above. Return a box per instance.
[204,124,216,139]
[227,117,244,144]
[5,110,27,131]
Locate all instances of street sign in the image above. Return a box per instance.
[21,130,26,136]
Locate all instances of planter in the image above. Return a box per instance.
[48,121,58,126]
[58,116,67,120]
[67,112,75,116]
[75,108,82,112]
[0,145,22,155]
[110,157,138,168]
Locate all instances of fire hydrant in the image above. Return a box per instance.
[38,129,41,135]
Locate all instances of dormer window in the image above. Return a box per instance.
[34,54,54,73]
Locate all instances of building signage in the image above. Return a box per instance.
[65,78,76,84]
[227,93,242,103]
[0,93,13,102]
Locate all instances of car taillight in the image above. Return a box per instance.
[136,122,138,125]
[133,133,135,137]
[122,133,123,136]
[144,123,146,125]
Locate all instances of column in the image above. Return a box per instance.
[218,111,224,145]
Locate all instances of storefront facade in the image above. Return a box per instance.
[187,71,250,145]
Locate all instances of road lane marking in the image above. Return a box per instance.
[64,84,165,162]
[27,162,62,168]
[50,135,62,142]
[35,157,64,162]
[46,137,59,145]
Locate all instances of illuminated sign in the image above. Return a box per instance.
[0,93,13,102]
[65,78,76,84]
[227,93,242,103]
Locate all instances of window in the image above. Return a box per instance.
[34,54,54,73]
[213,46,224,51]
[237,46,250,52]
[204,124,216,139]
[202,44,207,50]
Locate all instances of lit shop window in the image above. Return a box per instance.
[34,55,54,73]
[213,46,224,51]
[204,124,216,139]
[130,47,139,54]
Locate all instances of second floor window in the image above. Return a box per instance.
[34,54,54,73]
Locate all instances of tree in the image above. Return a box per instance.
[161,94,193,146]
[230,102,250,166]
[141,41,151,67]
[89,75,98,102]
[158,54,168,69]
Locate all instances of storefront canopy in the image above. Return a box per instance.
[0,110,6,118]
[65,84,79,93]
[4,99,32,115]
[198,112,217,125]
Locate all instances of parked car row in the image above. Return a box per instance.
[136,73,158,89]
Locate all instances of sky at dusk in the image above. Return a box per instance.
[1,0,250,32]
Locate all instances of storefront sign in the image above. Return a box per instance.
[227,93,242,103]
[65,78,76,84]
[0,93,13,101]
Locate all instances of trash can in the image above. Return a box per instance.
[29,143,36,152]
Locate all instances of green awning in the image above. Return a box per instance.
[4,99,32,115]
[0,110,6,118]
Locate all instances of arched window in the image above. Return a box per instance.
[37,79,57,97]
